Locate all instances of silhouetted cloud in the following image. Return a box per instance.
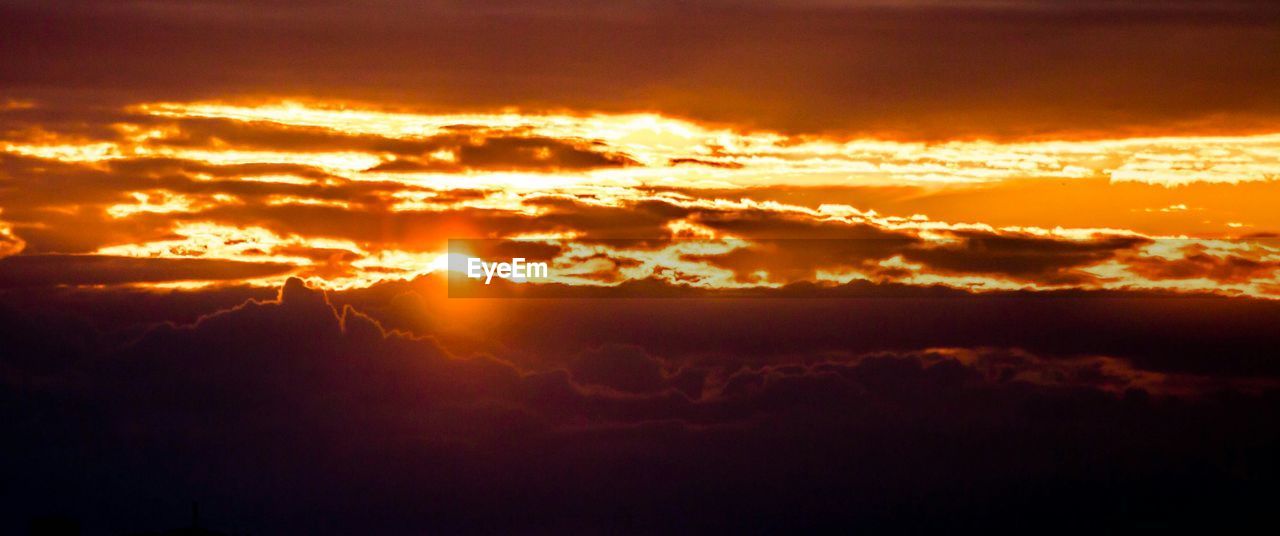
[0,254,294,287]
[2,278,1277,532]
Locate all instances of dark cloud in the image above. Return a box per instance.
[1126,246,1280,283]
[566,343,697,395]
[659,179,1280,238]
[668,232,1147,287]
[373,273,1280,379]
[155,117,637,172]
[668,157,745,169]
[0,254,295,287]
[901,233,1150,285]
[2,278,1277,532]
[4,0,1278,138]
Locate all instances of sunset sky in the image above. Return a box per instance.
[3,1,1279,533]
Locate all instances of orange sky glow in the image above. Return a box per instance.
[3,100,1279,295]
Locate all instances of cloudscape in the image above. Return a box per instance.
[2,1,1279,533]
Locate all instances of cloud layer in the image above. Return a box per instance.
[3,278,1277,532]
[3,100,1279,294]
[5,1,1280,138]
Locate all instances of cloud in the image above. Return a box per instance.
[4,1,1280,138]
[0,213,22,258]
[899,233,1150,285]
[2,278,1277,532]
[3,2,1279,531]
[1125,245,1280,283]
[6,145,1279,294]
[1,99,1278,294]
[152,117,638,172]
[0,254,295,287]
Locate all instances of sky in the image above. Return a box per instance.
[2,1,1280,533]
